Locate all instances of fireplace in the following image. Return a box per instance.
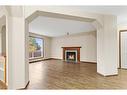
[62,47,81,62]
[65,50,77,62]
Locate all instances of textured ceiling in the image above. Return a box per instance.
[29,16,95,37]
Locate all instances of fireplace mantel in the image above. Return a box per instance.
[62,46,81,62]
[62,47,81,49]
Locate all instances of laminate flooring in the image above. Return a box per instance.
[26,59,127,89]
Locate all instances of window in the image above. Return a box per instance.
[29,36,44,59]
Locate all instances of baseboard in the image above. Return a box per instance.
[43,58,53,60]
[18,81,30,90]
[105,74,118,77]
[50,59,97,64]
[119,68,127,70]
[80,61,97,64]
[29,58,52,63]
[50,58,62,60]
[29,58,97,64]
[97,72,118,77]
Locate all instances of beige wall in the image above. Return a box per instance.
[51,31,97,63]
[29,32,52,60]
[30,31,97,63]
[29,31,97,63]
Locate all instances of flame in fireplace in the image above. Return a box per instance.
[68,55,74,59]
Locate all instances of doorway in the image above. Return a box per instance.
[0,25,7,87]
[119,30,127,69]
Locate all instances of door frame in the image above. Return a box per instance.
[119,30,127,69]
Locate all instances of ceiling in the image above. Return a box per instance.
[62,6,127,25]
[29,6,127,37]
[29,16,96,37]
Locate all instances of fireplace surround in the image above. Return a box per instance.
[62,47,81,62]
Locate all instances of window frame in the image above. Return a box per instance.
[29,35,44,59]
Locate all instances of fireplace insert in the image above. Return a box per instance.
[65,50,77,62]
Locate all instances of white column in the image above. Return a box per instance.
[7,7,29,89]
[96,15,118,76]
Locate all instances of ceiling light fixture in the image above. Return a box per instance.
[67,32,69,35]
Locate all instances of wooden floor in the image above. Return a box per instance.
[0,80,7,89]
[27,59,127,89]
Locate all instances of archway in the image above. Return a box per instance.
[25,10,101,89]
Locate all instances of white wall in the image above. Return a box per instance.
[51,31,97,63]
[29,32,51,60]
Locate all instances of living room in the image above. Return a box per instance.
[27,15,97,89]
[1,0,127,95]
[28,15,97,63]
[1,6,127,90]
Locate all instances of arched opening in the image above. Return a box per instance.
[25,11,98,89]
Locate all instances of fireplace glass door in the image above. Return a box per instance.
[65,50,77,62]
